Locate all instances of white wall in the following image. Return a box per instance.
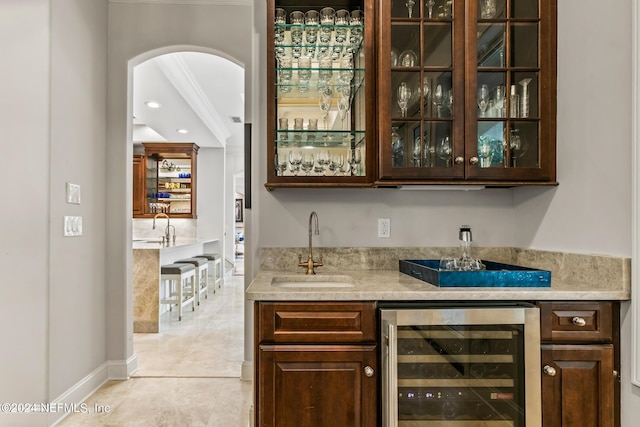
[0,1,109,426]
[106,0,253,371]
[197,147,226,247]
[0,2,51,424]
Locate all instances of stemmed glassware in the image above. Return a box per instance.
[423,76,430,107]
[433,84,444,117]
[316,150,330,175]
[406,0,416,18]
[426,0,436,18]
[301,152,315,176]
[288,150,302,175]
[509,128,527,167]
[275,153,288,176]
[318,85,333,140]
[477,84,490,117]
[338,91,351,143]
[437,136,452,167]
[397,82,412,117]
[347,147,362,175]
[329,153,345,175]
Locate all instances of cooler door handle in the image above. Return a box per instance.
[388,323,397,427]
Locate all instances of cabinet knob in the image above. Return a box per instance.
[543,365,557,376]
[364,366,375,377]
[454,156,464,165]
[572,316,586,327]
[469,157,479,165]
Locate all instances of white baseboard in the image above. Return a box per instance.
[108,354,138,379]
[48,355,137,426]
[241,360,253,382]
[49,362,109,426]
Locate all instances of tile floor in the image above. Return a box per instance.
[57,272,253,427]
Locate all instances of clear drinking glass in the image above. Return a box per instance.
[278,56,293,93]
[278,118,289,144]
[301,152,315,175]
[406,0,416,18]
[509,128,527,167]
[335,9,350,44]
[477,84,490,117]
[288,150,302,175]
[305,10,319,57]
[437,136,452,167]
[399,50,417,67]
[298,56,312,93]
[433,84,444,117]
[480,0,497,19]
[318,56,333,83]
[397,82,412,117]
[329,153,345,175]
[349,10,364,47]
[275,153,288,175]
[426,0,436,18]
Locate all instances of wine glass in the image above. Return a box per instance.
[288,150,302,175]
[480,0,497,19]
[338,93,350,143]
[437,136,452,167]
[339,53,354,84]
[397,82,412,118]
[433,84,444,117]
[391,127,404,167]
[406,0,415,18]
[316,150,330,175]
[318,85,333,140]
[426,0,436,18]
[274,153,288,175]
[329,153,345,175]
[477,84,490,117]
[423,76,430,107]
[301,152,315,176]
[509,128,528,167]
[350,147,362,175]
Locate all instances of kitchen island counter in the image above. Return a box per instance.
[134,238,219,332]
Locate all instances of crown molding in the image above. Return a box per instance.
[156,53,232,146]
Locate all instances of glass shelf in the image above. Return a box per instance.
[276,130,365,148]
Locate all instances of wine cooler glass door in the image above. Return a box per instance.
[381,305,541,426]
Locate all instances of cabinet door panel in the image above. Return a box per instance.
[258,344,377,427]
[541,344,614,427]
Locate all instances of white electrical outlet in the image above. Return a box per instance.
[64,216,83,237]
[378,218,391,238]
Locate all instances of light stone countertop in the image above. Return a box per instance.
[245,269,631,302]
[132,237,218,251]
[248,247,631,302]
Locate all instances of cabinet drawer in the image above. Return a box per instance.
[539,302,614,342]
[257,302,377,343]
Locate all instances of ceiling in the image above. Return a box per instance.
[132,51,245,153]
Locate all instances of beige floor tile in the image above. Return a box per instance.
[58,275,252,427]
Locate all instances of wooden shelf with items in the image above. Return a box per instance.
[376,0,557,186]
[264,0,376,190]
[133,142,198,218]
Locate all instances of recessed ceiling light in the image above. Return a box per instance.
[177,129,189,134]
[145,101,161,109]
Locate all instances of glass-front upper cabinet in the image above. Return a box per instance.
[138,143,198,219]
[377,0,556,185]
[265,0,375,189]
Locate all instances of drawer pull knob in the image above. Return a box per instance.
[364,366,375,377]
[543,365,557,376]
[572,316,586,326]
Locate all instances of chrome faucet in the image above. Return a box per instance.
[152,213,174,244]
[298,211,323,275]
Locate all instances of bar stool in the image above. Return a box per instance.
[160,263,196,321]
[175,257,209,305]
[198,253,222,290]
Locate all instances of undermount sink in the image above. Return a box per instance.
[271,275,355,288]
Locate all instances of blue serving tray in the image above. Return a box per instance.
[399,259,551,288]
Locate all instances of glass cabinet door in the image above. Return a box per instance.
[380,0,464,180]
[265,0,374,189]
[379,0,556,184]
[468,0,554,181]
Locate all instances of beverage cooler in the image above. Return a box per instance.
[380,303,541,426]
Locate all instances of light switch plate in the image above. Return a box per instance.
[66,183,81,204]
[64,216,83,237]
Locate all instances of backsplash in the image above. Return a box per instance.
[132,218,197,240]
[259,247,630,291]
